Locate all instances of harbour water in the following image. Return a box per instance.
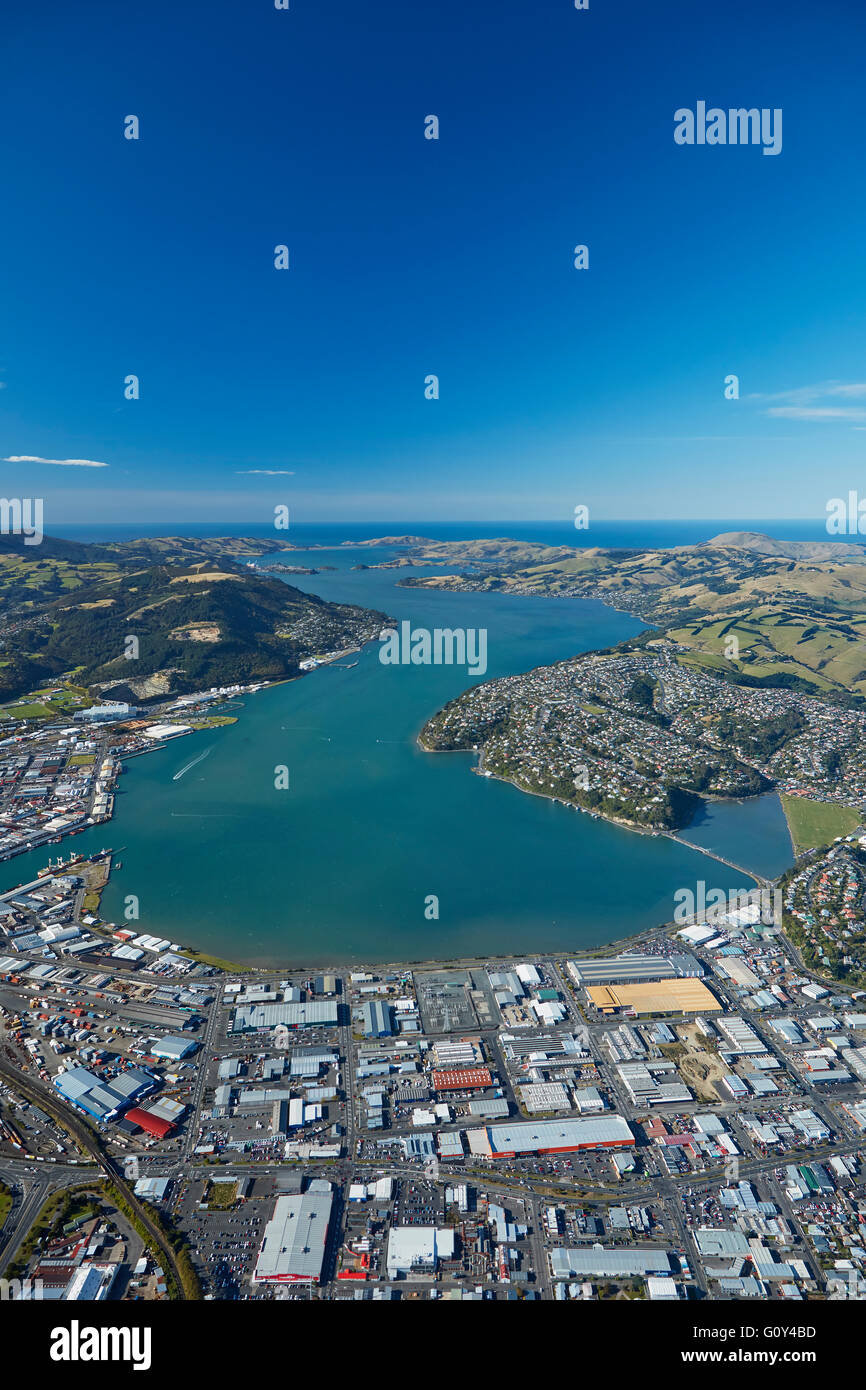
[0,532,797,965]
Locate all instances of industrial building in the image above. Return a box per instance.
[148,1035,198,1061]
[125,1106,174,1139]
[549,1247,673,1280]
[74,703,137,722]
[53,1064,156,1122]
[362,1000,393,1038]
[63,1263,119,1300]
[385,1226,456,1279]
[586,977,721,1016]
[289,1046,335,1078]
[253,1186,334,1284]
[468,1098,510,1119]
[716,1015,765,1053]
[574,1086,605,1114]
[432,1039,484,1068]
[520,1082,571,1113]
[431,1067,492,1092]
[467,1114,634,1158]
[617,1061,693,1107]
[127,1096,187,1136]
[437,1131,465,1160]
[133,1177,170,1202]
[230,1001,339,1033]
[568,954,703,987]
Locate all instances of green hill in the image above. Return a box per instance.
[0,549,387,703]
[397,532,866,700]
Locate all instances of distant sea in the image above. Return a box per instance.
[54,518,835,549]
[0,519,803,965]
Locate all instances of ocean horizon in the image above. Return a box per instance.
[50,518,840,549]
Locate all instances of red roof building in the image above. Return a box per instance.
[125,1107,174,1139]
[431,1067,493,1091]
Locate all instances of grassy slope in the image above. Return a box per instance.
[402,536,866,699]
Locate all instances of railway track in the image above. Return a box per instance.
[0,1052,199,1299]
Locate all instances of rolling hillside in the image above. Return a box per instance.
[397,533,866,699]
[0,543,388,703]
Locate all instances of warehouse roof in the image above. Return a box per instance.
[550,1247,672,1279]
[386,1226,456,1278]
[570,955,680,985]
[587,977,721,1015]
[231,1001,339,1032]
[467,1114,633,1157]
[149,1035,198,1060]
[253,1190,334,1284]
[126,1107,174,1139]
[431,1067,492,1091]
[53,1065,153,1121]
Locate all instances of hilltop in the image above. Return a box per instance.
[701,531,866,561]
[395,532,866,700]
[0,533,298,611]
[0,539,388,704]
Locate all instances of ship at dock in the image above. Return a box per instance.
[37,846,113,876]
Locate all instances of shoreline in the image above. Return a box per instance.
[418,734,769,888]
[12,837,691,973]
[0,563,816,970]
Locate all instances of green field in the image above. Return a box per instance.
[0,701,54,720]
[0,680,92,725]
[668,609,860,693]
[780,795,863,854]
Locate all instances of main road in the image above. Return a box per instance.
[0,1052,200,1298]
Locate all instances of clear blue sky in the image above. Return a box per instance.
[1,0,865,524]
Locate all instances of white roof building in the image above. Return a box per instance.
[253,1189,334,1284]
[385,1226,456,1279]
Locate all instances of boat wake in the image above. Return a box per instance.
[172,746,213,781]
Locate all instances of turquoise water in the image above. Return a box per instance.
[680,794,794,881]
[0,548,794,965]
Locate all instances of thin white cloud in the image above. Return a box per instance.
[743,381,866,423]
[2,454,108,467]
[766,406,866,421]
[236,469,294,476]
[824,383,866,398]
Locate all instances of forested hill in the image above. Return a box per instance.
[0,541,388,703]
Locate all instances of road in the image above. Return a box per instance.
[0,1157,99,1276]
[0,1051,200,1298]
